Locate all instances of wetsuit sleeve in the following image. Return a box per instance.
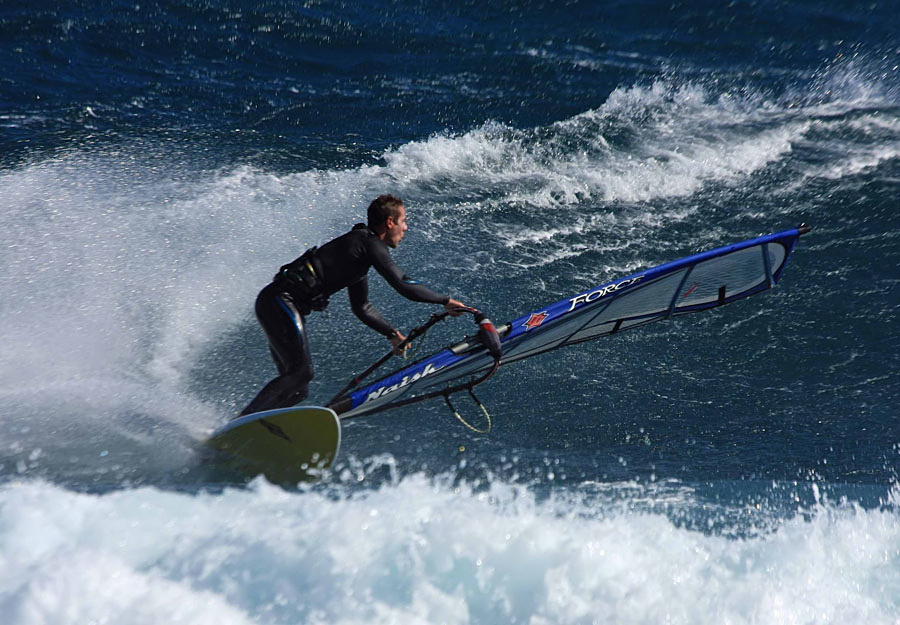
[347,276,398,338]
[368,238,451,305]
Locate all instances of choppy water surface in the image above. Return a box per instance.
[1,1,898,622]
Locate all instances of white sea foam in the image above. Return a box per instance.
[0,155,403,390]
[387,81,807,213]
[808,144,900,180]
[798,114,900,181]
[0,152,387,469]
[1,478,897,625]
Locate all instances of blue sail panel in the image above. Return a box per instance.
[335,227,806,419]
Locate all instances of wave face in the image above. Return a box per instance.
[2,1,899,622]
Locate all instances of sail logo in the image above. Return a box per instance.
[364,362,446,403]
[567,276,644,312]
[523,311,549,330]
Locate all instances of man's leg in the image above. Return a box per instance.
[239,285,313,417]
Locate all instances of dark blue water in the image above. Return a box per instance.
[2,2,898,622]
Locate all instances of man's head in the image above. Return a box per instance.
[367,194,407,248]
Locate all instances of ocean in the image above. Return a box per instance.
[1,1,899,623]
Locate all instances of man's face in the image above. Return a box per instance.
[385,205,408,248]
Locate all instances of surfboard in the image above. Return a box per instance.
[206,406,341,483]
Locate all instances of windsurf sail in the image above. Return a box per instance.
[327,225,810,419]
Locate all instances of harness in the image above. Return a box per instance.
[274,247,329,314]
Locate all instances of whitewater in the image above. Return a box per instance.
[2,478,899,624]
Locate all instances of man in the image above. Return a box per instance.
[240,194,466,417]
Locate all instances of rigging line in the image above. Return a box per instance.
[330,307,485,407]
[400,308,473,361]
[339,358,501,419]
[328,310,454,405]
[402,332,428,361]
[444,388,492,434]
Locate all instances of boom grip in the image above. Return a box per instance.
[475,312,503,362]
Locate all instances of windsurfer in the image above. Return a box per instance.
[239,194,466,417]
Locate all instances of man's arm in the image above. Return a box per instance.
[347,276,398,338]
[367,237,451,305]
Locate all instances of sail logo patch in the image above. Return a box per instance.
[523,311,549,330]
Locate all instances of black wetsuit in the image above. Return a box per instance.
[239,223,450,416]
